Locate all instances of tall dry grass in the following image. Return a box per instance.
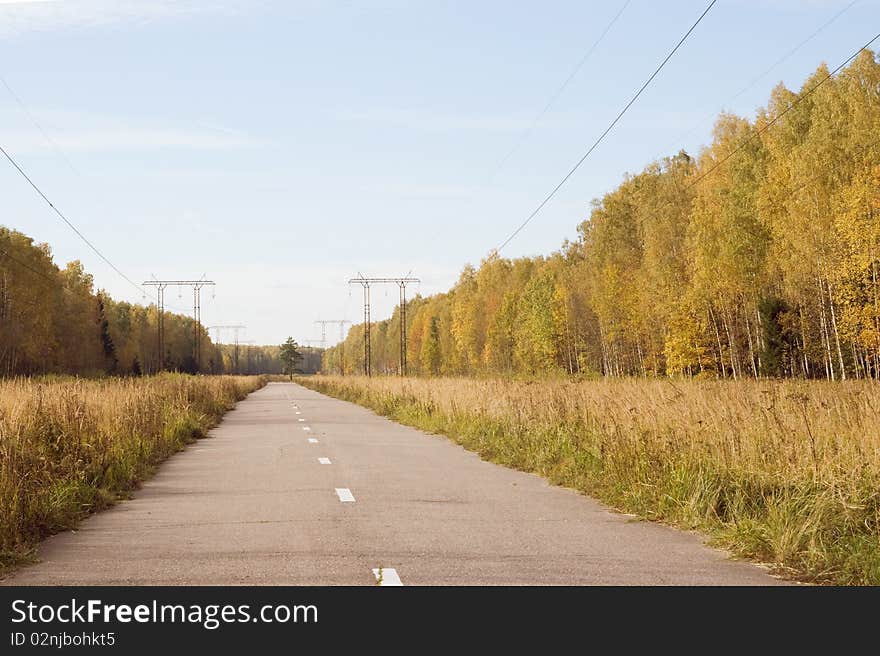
[300,375,880,584]
[0,374,264,572]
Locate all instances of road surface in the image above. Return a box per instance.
[4,382,783,585]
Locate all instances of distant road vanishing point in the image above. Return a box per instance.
[4,383,784,585]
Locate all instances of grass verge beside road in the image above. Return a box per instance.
[298,375,880,585]
[0,374,265,574]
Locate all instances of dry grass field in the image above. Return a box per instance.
[0,374,265,573]
[299,375,880,584]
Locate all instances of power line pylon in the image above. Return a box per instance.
[237,339,255,374]
[207,325,246,374]
[207,324,246,345]
[144,279,215,372]
[347,275,419,377]
[314,319,351,375]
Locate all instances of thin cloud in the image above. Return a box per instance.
[357,180,475,199]
[2,109,262,152]
[0,0,257,37]
[334,107,557,134]
[6,127,261,152]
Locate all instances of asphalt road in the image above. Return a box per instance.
[4,382,783,585]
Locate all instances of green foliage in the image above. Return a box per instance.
[279,337,303,378]
[758,296,790,377]
[322,50,880,381]
[0,227,318,376]
[421,317,442,375]
[0,374,266,573]
[300,375,880,585]
[0,227,217,375]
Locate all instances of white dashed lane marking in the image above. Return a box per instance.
[372,568,403,586]
[335,488,355,503]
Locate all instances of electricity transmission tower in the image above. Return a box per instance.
[237,340,256,374]
[143,279,215,372]
[314,319,351,374]
[207,325,246,374]
[208,324,246,345]
[347,275,419,377]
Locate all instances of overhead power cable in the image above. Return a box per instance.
[763,136,880,212]
[0,248,198,317]
[487,0,632,183]
[591,34,880,243]
[688,31,880,189]
[0,247,75,292]
[494,0,718,253]
[405,0,633,281]
[0,75,80,175]
[0,82,196,313]
[650,0,860,162]
[0,142,147,297]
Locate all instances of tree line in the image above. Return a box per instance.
[216,342,322,375]
[0,227,321,376]
[323,51,880,380]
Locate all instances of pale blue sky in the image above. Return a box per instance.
[2,0,877,344]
